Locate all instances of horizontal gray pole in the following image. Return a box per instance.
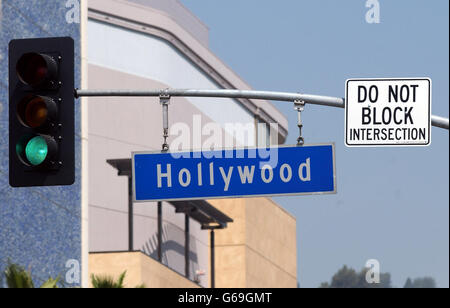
[75,89,449,130]
[431,115,450,130]
[75,89,345,107]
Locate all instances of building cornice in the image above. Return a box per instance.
[87,0,288,140]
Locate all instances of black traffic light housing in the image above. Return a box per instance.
[9,37,75,187]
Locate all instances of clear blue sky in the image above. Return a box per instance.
[181,0,449,288]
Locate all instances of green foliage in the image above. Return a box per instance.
[3,262,60,288]
[320,265,391,288]
[91,271,126,288]
[91,271,146,288]
[39,277,60,289]
[92,271,128,288]
[4,263,150,289]
[404,278,413,288]
[4,263,146,288]
[321,265,437,288]
[404,277,436,288]
[4,263,35,288]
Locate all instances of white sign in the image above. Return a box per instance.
[345,78,431,147]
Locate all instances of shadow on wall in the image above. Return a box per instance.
[141,223,200,280]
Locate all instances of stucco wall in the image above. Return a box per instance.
[0,0,82,287]
[86,9,269,287]
[85,0,295,289]
[87,64,219,287]
[89,251,200,288]
[210,198,297,288]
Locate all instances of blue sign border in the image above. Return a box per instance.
[132,144,337,202]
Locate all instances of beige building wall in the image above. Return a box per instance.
[86,0,296,289]
[89,196,297,288]
[210,198,297,288]
[87,64,214,285]
[89,252,200,288]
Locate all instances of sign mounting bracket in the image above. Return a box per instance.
[159,89,170,152]
[294,100,306,146]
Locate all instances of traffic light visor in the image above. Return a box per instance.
[16,52,57,87]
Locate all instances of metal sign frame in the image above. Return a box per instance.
[345,78,432,147]
[132,143,337,203]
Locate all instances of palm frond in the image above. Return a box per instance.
[40,277,60,288]
[116,271,127,288]
[91,271,126,288]
[4,263,35,288]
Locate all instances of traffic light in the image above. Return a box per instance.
[9,37,75,187]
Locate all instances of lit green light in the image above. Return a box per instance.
[25,136,48,166]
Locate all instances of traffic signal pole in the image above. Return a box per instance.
[75,88,449,130]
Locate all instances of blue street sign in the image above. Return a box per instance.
[133,144,336,202]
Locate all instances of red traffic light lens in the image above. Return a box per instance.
[17,95,57,128]
[16,53,57,87]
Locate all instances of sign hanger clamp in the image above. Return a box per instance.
[294,100,306,146]
[159,89,170,152]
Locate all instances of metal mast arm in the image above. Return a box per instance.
[75,88,449,130]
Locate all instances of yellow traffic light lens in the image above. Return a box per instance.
[24,97,48,128]
[16,53,53,87]
[17,95,56,129]
[25,136,49,166]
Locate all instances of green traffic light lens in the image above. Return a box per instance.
[25,136,49,166]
